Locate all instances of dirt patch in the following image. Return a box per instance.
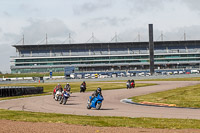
[0,120,200,133]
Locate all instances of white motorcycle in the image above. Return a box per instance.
[55,90,62,101]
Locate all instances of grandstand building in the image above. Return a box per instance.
[10,40,200,75]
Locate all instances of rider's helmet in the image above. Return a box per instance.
[57,83,61,87]
[58,83,62,88]
[97,87,101,93]
[66,83,69,85]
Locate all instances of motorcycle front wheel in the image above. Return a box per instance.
[87,101,91,109]
[96,103,102,110]
[60,97,63,104]
[55,96,58,101]
[63,98,67,105]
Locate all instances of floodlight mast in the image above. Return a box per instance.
[149,24,155,75]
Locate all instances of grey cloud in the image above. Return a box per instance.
[20,19,73,44]
[82,17,130,28]
[0,19,74,72]
[3,11,11,17]
[126,0,165,14]
[3,33,20,43]
[0,32,16,73]
[19,4,40,14]
[164,25,200,41]
[0,43,15,73]
[119,27,149,42]
[183,0,200,11]
[116,25,200,42]
[0,19,74,45]
[73,0,112,15]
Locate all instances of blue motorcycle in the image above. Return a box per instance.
[87,94,104,110]
[60,91,70,105]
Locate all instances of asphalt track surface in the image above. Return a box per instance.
[1,81,200,119]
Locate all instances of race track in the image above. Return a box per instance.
[1,81,200,119]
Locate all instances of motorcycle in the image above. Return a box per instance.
[55,90,62,101]
[126,82,135,89]
[60,91,70,105]
[126,82,131,89]
[80,85,86,92]
[131,82,135,88]
[87,94,104,110]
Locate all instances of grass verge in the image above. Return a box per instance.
[0,82,156,100]
[0,109,200,129]
[130,84,200,108]
[0,72,64,78]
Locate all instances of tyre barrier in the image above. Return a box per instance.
[0,86,43,97]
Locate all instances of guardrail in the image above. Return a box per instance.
[0,86,43,97]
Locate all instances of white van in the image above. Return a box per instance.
[138,72,145,76]
[179,71,184,74]
[173,71,178,74]
[191,69,199,74]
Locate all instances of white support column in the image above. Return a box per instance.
[50,50,52,57]
[69,50,71,56]
[89,49,91,55]
[108,44,110,55]
[185,46,188,53]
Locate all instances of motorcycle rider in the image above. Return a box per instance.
[80,81,86,92]
[54,84,63,101]
[126,80,131,89]
[57,83,63,92]
[90,87,102,103]
[64,83,71,92]
[82,81,86,88]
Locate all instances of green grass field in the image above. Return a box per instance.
[131,83,200,108]
[0,109,200,129]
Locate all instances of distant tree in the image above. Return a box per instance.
[0,71,2,74]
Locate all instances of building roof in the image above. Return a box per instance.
[12,40,200,48]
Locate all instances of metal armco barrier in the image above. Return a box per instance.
[0,86,43,97]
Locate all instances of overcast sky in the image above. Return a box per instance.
[1,0,200,73]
